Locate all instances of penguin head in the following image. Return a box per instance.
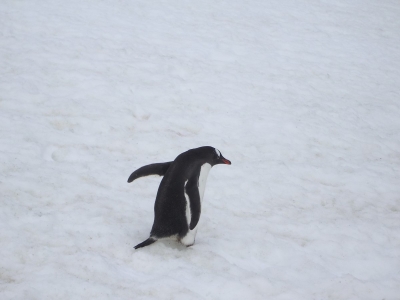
[212,147,231,166]
[194,146,231,166]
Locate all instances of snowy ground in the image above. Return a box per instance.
[1,0,400,299]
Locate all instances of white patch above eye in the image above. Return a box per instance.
[215,148,221,157]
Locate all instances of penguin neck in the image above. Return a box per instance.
[198,163,212,202]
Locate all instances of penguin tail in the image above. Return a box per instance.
[134,237,157,249]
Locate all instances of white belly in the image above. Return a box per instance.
[198,163,211,203]
[181,163,211,246]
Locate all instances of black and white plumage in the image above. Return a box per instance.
[128,146,231,249]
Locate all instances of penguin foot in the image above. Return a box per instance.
[180,234,196,247]
[179,228,197,247]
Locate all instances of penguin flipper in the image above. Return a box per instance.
[134,237,157,249]
[185,179,201,230]
[127,162,172,183]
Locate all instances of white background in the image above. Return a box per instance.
[1,0,400,299]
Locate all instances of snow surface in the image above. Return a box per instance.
[1,0,400,299]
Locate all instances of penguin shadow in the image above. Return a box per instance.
[159,239,190,251]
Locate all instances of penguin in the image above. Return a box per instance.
[128,146,231,249]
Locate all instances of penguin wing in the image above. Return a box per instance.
[127,162,172,183]
[185,177,201,230]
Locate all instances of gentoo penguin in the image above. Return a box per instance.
[128,146,231,249]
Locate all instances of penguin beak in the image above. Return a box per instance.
[220,155,231,165]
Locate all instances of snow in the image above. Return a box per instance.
[1,0,400,299]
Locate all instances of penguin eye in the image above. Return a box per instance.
[215,148,221,158]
